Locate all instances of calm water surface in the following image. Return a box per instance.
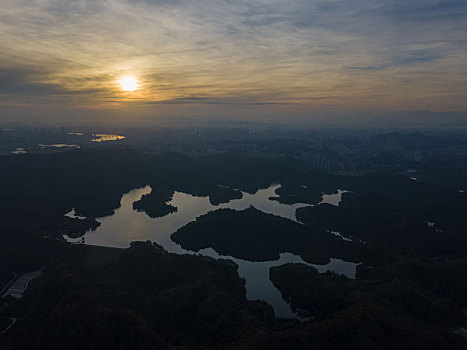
[39,144,80,149]
[91,134,125,142]
[65,184,357,319]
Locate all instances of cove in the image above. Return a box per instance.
[65,184,357,319]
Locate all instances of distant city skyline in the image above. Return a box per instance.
[1,0,466,126]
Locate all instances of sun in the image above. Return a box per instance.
[119,76,138,91]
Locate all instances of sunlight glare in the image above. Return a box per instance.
[119,76,138,91]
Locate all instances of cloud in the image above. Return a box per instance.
[148,96,305,105]
[0,68,61,95]
[0,0,466,122]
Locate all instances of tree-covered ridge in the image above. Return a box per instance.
[172,207,372,264]
[1,148,467,349]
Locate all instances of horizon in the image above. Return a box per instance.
[1,0,467,127]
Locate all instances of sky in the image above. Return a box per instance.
[0,0,466,126]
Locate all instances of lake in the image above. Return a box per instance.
[65,184,357,319]
[91,134,125,142]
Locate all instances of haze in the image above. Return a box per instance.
[1,0,466,127]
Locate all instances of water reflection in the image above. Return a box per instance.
[39,144,80,149]
[12,148,26,154]
[65,184,357,319]
[65,209,87,220]
[91,134,125,142]
[320,189,348,206]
